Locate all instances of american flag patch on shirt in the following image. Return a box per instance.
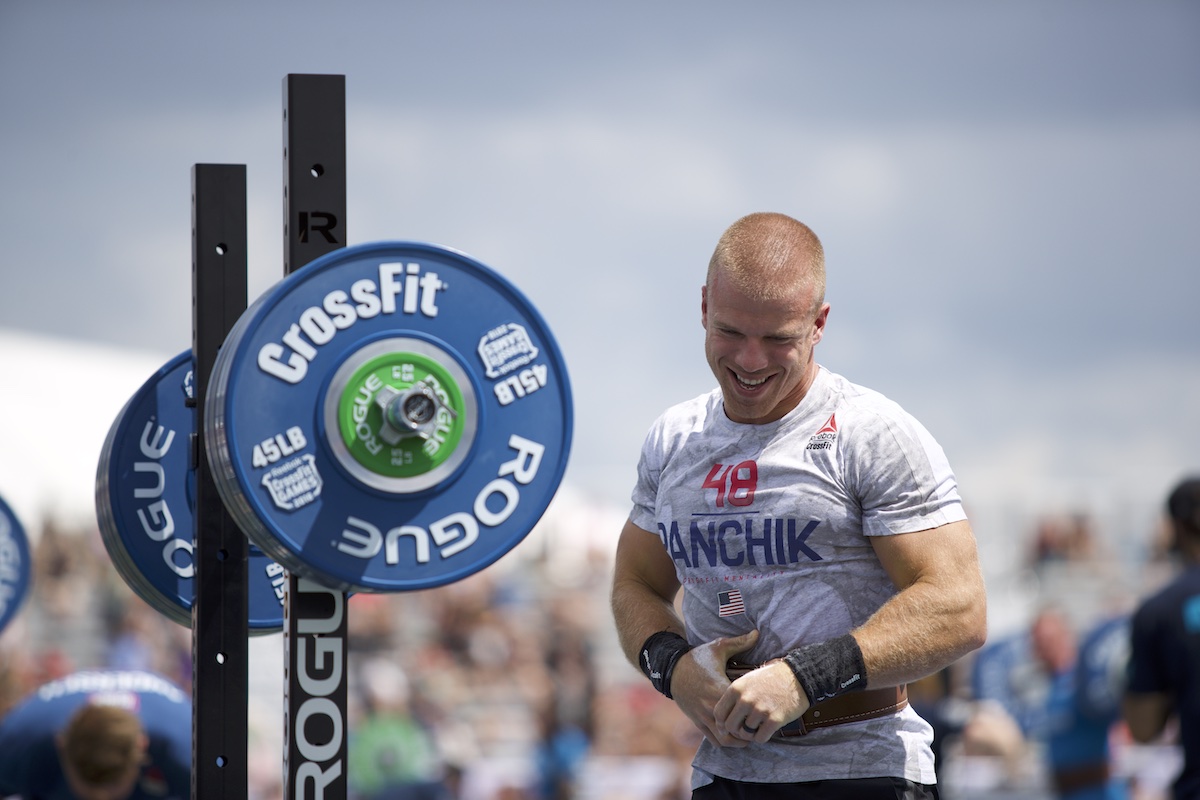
[718,589,745,617]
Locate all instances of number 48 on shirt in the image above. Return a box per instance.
[703,461,758,508]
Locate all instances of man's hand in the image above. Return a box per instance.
[714,659,809,744]
[669,630,759,747]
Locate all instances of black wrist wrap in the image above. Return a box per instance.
[639,631,692,699]
[782,633,868,705]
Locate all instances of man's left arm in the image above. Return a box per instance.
[715,519,987,742]
[854,519,988,687]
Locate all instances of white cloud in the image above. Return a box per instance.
[810,140,904,220]
[0,330,167,532]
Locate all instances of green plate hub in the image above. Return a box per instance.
[324,338,478,494]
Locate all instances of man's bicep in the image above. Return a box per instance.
[869,519,981,591]
[858,519,987,683]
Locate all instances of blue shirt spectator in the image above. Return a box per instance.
[0,670,190,800]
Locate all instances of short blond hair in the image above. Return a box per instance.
[707,212,826,313]
[60,703,145,785]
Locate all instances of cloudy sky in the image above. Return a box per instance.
[1,1,1197,562]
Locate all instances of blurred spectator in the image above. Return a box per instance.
[960,699,1033,776]
[348,657,445,800]
[1031,607,1129,800]
[1123,477,1200,800]
[532,605,597,799]
[1031,513,1100,567]
[0,669,191,799]
[908,666,975,782]
[348,593,401,655]
[106,601,161,672]
[533,700,589,800]
[0,640,37,718]
[31,519,87,618]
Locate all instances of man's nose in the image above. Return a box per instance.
[733,338,770,373]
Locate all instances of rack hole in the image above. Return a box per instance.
[310,163,324,178]
[215,243,227,256]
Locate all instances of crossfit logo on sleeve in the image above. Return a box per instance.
[806,414,838,451]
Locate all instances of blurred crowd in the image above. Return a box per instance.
[0,499,1190,800]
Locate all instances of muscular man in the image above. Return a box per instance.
[611,212,987,798]
[0,670,190,800]
[1123,477,1200,800]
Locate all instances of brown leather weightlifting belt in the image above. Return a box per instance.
[780,685,908,736]
[728,662,908,737]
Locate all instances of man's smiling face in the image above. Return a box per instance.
[701,267,828,425]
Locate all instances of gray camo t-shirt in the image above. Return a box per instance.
[629,365,965,787]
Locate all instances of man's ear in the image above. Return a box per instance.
[811,302,830,345]
[701,284,708,329]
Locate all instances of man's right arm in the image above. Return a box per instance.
[611,518,685,656]
[610,518,758,746]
